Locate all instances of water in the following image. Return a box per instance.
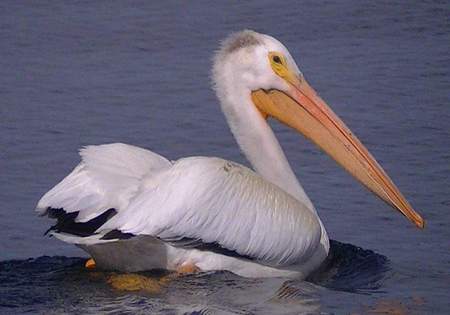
[1,1,449,314]
[0,241,390,314]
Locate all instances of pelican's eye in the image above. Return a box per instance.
[272,55,282,64]
[269,52,288,78]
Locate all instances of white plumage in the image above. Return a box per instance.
[36,30,423,278]
[37,143,325,277]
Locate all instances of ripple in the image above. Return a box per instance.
[306,240,390,293]
[0,241,390,314]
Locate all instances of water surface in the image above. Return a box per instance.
[1,1,449,314]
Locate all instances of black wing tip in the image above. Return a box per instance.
[44,207,117,237]
[100,229,135,240]
[163,236,255,261]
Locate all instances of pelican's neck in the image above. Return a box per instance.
[218,85,315,212]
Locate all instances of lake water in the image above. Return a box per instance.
[1,1,449,314]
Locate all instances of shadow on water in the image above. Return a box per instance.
[0,240,390,314]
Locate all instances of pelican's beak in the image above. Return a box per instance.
[251,73,424,228]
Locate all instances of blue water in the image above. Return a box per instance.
[1,1,449,314]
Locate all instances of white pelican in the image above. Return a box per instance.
[36,30,424,279]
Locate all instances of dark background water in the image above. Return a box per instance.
[1,1,449,314]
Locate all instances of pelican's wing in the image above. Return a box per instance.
[101,157,322,266]
[36,143,171,226]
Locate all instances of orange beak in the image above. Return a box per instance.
[251,75,424,228]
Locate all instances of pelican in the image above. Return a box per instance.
[36,30,424,279]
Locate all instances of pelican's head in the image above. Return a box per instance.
[213,30,300,109]
[213,30,424,228]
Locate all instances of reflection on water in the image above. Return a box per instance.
[0,240,393,314]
